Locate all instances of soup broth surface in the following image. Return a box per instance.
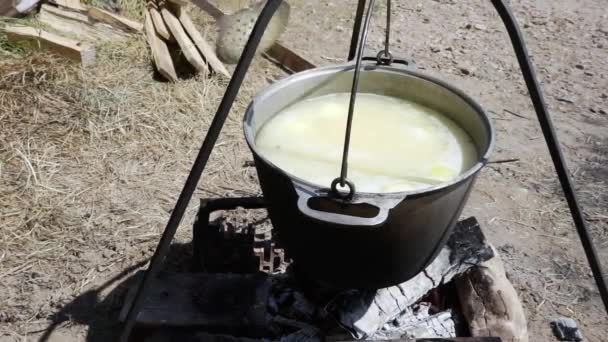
[255,93,478,193]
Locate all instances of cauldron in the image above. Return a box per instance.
[244,63,494,289]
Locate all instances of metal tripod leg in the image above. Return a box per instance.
[117,1,284,341]
[491,0,608,314]
[348,0,367,61]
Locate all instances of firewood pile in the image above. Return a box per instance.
[143,0,229,81]
[1,0,229,81]
[1,0,141,66]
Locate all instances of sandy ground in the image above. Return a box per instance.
[0,0,606,341]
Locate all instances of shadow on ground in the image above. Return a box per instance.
[37,242,194,342]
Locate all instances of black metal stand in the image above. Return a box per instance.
[490,0,608,313]
[119,0,607,340]
[193,197,266,272]
[117,1,285,340]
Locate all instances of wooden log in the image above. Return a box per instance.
[119,272,270,332]
[326,218,495,339]
[265,44,317,74]
[144,10,178,82]
[174,5,230,77]
[456,245,529,342]
[147,2,172,41]
[41,2,89,21]
[39,4,128,42]
[2,25,95,66]
[190,0,315,73]
[160,5,209,73]
[88,6,143,32]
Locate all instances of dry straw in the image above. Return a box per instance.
[0,4,276,335]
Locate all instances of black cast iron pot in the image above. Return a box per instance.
[244,63,494,289]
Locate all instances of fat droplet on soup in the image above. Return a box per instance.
[255,93,478,193]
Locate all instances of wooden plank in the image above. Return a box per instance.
[144,10,178,82]
[190,0,315,73]
[88,6,143,33]
[39,4,128,42]
[175,5,230,77]
[160,5,208,73]
[265,43,316,74]
[147,2,172,41]
[41,3,89,22]
[3,25,95,66]
[49,0,88,12]
[119,272,270,330]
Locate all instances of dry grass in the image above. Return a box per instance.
[0,6,277,337]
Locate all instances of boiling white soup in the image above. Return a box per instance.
[255,93,478,193]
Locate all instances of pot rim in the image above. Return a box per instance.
[243,62,495,198]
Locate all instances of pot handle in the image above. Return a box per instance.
[296,191,394,227]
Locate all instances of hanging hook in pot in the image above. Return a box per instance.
[376,0,393,65]
[331,0,377,200]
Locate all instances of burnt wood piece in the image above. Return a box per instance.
[327,218,494,339]
[145,331,501,342]
[370,304,455,340]
[145,331,262,342]
[339,339,502,342]
[119,272,270,335]
[190,0,315,73]
[456,245,529,342]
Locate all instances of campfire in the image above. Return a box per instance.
[120,198,528,341]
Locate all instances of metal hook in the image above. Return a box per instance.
[332,0,377,199]
[379,0,393,65]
